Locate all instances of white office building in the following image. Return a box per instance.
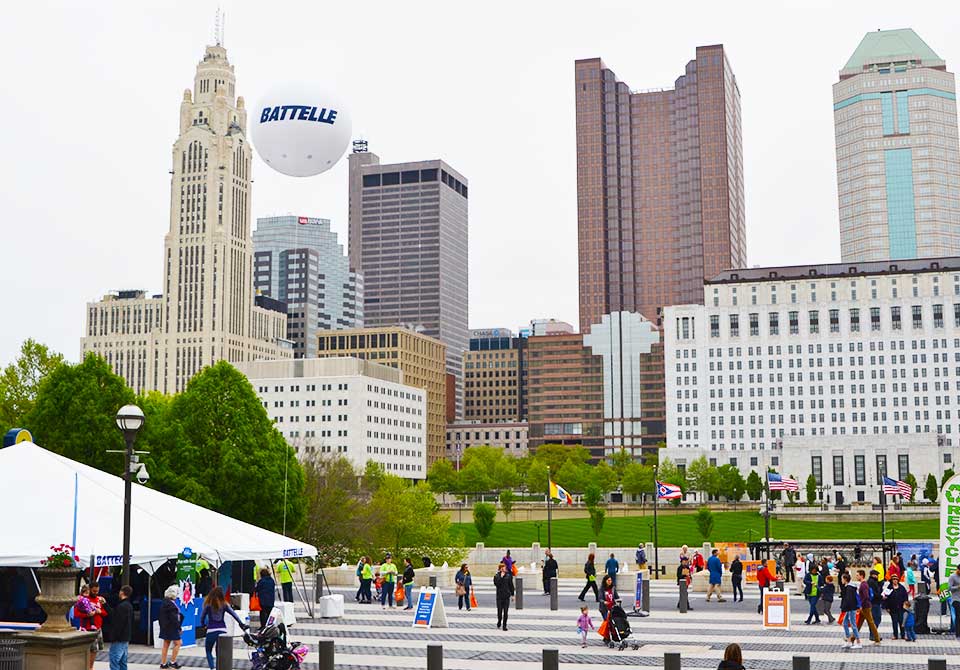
[237,357,427,479]
[663,257,960,481]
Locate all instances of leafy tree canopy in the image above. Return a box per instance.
[0,339,64,432]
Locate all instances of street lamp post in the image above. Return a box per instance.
[115,405,145,587]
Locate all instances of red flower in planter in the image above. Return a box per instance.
[63,558,71,566]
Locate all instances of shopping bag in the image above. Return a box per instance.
[250,592,261,612]
[837,611,845,626]
[855,610,863,627]
[511,564,518,576]
[395,584,405,603]
[597,616,609,638]
[470,590,478,609]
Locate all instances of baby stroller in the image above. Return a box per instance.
[606,602,639,651]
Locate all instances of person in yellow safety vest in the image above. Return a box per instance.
[380,553,399,609]
[275,559,296,602]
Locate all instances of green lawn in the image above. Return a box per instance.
[449,511,938,547]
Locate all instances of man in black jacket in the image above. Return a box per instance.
[109,586,133,670]
[730,554,744,602]
[254,568,277,628]
[542,551,558,595]
[781,544,797,582]
[493,562,515,631]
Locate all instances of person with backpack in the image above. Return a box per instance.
[578,553,599,602]
[839,572,862,649]
[867,569,884,629]
[730,554,744,602]
[635,545,647,571]
[856,569,881,645]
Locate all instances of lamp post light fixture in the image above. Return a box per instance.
[115,404,145,586]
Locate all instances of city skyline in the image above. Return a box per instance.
[4,1,960,366]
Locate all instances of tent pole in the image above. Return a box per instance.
[295,565,313,619]
[147,573,153,647]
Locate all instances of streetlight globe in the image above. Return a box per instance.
[116,404,145,434]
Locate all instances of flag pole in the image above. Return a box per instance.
[880,482,887,566]
[764,471,772,561]
[653,466,659,580]
[546,465,552,552]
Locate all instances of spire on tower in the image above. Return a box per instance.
[214,4,225,46]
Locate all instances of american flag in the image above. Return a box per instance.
[767,472,799,491]
[882,476,912,500]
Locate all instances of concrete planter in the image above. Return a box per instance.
[36,567,81,633]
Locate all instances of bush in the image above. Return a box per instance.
[473,502,496,540]
[588,507,605,538]
[695,507,714,540]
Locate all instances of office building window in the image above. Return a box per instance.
[855,455,866,485]
[870,307,881,331]
[710,315,720,338]
[850,308,860,332]
[912,305,922,329]
[749,313,759,336]
[876,454,887,485]
[729,314,739,337]
[769,312,779,336]
[809,310,819,334]
[833,455,844,486]
[891,306,901,330]
[898,454,910,480]
[829,309,840,333]
[811,455,822,486]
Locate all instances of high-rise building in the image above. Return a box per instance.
[237,357,427,479]
[253,215,363,358]
[82,43,291,393]
[575,46,746,332]
[315,326,447,465]
[834,29,960,262]
[463,328,526,422]
[347,147,468,417]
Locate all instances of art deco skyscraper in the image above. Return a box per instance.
[575,45,746,332]
[82,43,291,393]
[834,29,960,262]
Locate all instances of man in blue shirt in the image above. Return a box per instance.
[706,549,726,602]
[605,553,620,588]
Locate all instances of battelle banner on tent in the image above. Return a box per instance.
[940,473,960,575]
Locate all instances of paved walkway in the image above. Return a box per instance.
[96,578,960,669]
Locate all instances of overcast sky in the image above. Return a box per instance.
[2,0,959,367]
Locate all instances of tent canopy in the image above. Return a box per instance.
[1,441,316,570]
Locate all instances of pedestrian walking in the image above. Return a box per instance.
[803,565,822,624]
[884,574,908,639]
[501,550,514,574]
[818,574,836,623]
[402,558,415,611]
[948,565,960,637]
[706,549,726,602]
[781,543,797,583]
[359,557,373,604]
[604,552,620,589]
[599,575,618,619]
[354,557,365,602]
[756,560,772,615]
[200,587,248,670]
[855,570,881,645]
[903,600,917,642]
[839,572,862,649]
[576,606,594,648]
[872,557,885,581]
[676,557,693,611]
[254,568,276,628]
[717,643,745,670]
[578,552,599,602]
[835,553,847,577]
[493,562,514,631]
[158,585,183,669]
[905,561,917,598]
[730,554,744,602]
[542,551,558,595]
[867,569,884,628]
[635,545,647,571]
[456,563,473,611]
[274,558,296,603]
[380,553,398,609]
[108,585,133,670]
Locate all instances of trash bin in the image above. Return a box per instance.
[0,637,26,670]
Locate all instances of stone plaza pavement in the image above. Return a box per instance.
[95,577,960,669]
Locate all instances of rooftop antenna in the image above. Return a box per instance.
[214,4,225,46]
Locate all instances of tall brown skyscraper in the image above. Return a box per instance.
[575,45,746,333]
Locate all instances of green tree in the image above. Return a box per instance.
[583,483,604,508]
[0,339,64,432]
[492,457,519,491]
[499,489,516,521]
[621,462,654,497]
[369,476,463,565]
[472,502,496,540]
[942,469,956,489]
[557,459,590,493]
[362,460,386,492]
[925,473,939,504]
[588,507,605,538]
[687,456,717,501]
[805,474,817,506]
[299,455,371,566]
[610,448,632,478]
[591,460,619,493]
[905,473,918,502]
[717,464,746,502]
[695,507,715,540]
[525,460,549,495]
[745,470,764,501]
[25,353,135,472]
[427,458,459,496]
[459,457,493,493]
[160,361,305,533]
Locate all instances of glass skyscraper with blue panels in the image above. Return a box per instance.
[834,29,960,262]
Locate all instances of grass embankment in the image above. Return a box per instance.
[450,511,937,547]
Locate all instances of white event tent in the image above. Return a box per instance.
[1,441,316,571]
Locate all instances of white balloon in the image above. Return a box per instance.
[251,82,352,177]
